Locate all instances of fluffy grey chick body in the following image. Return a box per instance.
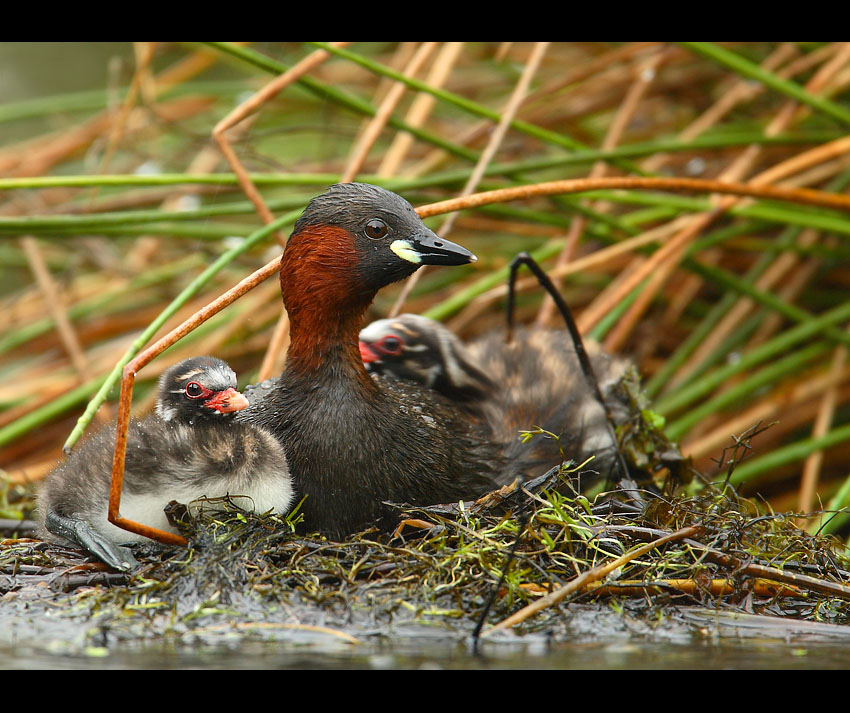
[360,315,630,480]
[39,356,293,570]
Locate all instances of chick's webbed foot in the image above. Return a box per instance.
[44,510,139,572]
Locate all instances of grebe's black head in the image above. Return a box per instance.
[155,356,249,424]
[289,183,477,293]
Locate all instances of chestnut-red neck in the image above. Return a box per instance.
[280,225,375,381]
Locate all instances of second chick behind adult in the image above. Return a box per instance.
[360,314,631,483]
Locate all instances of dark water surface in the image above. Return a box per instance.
[6,634,850,670]
[5,603,850,669]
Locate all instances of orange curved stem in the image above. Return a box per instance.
[415,176,850,218]
[107,256,281,547]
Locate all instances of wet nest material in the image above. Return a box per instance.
[3,430,850,653]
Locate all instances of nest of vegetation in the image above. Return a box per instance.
[3,378,850,650]
[4,42,850,655]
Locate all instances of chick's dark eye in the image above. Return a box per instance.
[378,336,403,355]
[185,382,204,398]
[364,218,388,240]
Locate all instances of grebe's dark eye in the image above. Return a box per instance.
[364,218,388,240]
[378,335,403,356]
[185,382,204,399]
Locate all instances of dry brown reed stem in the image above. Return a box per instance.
[391,42,550,317]
[752,249,824,349]
[445,41,550,237]
[132,51,258,276]
[1,288,227,437]
[757,134,850,188]
[602,213,713,352]
[494,43,513,62]
[524,48,700,129]
[482,218,689,319]
[417,176,850,219]
[799,343,848,513]
[482,525,702,636]
[603,45,850,352]
[785,43,850,125]
[108,256,282,546]
[671,48,850,372]
[378,42,465,178]
[213,43,349,380]
[0,96,211,178]
[583,578,799,598]
[641,43,798,173]
[410,46,659,182]
[780,153,850,190]
[340,42,438,183]
[411,43,586,180]
[524,43,661,108]
[425,170,847,334]
[682,367,850,460]
[96,41,155,177]
[606,525,850,600]
[669,183,847,392]
[460,232,656,319]
[711,385,841,458]
[603,149,763,352]
[744,200,842,350]
[212,42,351,233]
[284,45,423,372]
[257,305,290,382]
[685,536,850,601]
[19,236,91,384]
[651,42,839,175]
[537,48,664,327]
[574,143,850,337]
[656,249,720,338]
[0,115,110,177]
[671,227,820,395]
[780,42,846,84]
[647,45,797,335]
[606,165,756,347]
[154,43,248,95]
[136,282,283,415]
[134,42,158,105]
[746,235,843,507]
[0,48,209,180]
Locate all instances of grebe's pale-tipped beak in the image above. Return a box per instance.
[391,228,477,267]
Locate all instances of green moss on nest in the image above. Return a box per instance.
[4,450,850,649]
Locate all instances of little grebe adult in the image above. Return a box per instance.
[241,183,512,537]
[39,356,293,570]
[359,314,631,481]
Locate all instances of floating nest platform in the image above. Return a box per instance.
[3,457,850,657]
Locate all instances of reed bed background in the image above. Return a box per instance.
[2,41,850,541]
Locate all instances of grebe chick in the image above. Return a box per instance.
[241,183,513,538]
[360,314,631,479]
[359,313,494,402]
[39,356,293,570]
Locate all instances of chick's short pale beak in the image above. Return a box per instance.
[205,387,250,413]
[359,341,381,363]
